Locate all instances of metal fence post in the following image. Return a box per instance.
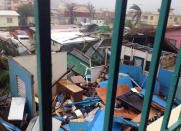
[139,0,172,130]
[103,0,127,131]
[34,0,52,131]
[161,47,181,130]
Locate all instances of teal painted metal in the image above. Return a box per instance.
[103,0,127,131]
[161,47,181,130]
[139,0,172,130]
[34,0,52,131]
[168,120,181,131]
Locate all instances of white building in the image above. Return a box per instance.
[0,10,19,28]
[91,20,105,26]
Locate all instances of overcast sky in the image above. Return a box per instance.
[52,0,181,15]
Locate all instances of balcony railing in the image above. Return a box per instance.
[34,0,181,131]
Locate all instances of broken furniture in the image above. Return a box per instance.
[57,79,83,102]
[117,91,144,113]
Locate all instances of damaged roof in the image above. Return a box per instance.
[125,28,178,53]
[51,31,98,45]
[69,49,90,65]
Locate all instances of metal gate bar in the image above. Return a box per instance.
[103,0,127,130]
[139,0,172,130]
[34,0,52,131]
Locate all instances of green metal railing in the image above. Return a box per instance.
[103,0,181,131]
[34,0,181,131]
[35,0,52,131]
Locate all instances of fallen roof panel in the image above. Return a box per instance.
[8,97,25,120]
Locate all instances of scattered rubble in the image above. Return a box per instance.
[0,24,180,131]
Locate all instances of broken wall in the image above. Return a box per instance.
[12,52,67,96]
[8,58,35,119]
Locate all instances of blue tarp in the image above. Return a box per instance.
[60,110,137,131]
[89,110,137,131]
[64,97,101,108]
[99,76,133,88]
[119,65,160,94]
[69,121,89,131]
[119,65,142,81]
[59,124,70,131]
[158,69,173,97]
[0,117,21,131]
[141,89,176,108]
[114,117,137,127]
[89,110,123,131]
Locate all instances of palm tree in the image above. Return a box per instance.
[87,2,95,20]
[65,3,76,24]
[129,4,142,26]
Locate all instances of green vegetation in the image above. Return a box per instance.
[0,57,10,96]
[0,42,10,96]
[17,3,34,25]
[91,53,105,66]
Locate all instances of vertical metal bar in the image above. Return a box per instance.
[34,0,52,131]
[161,47,181,131]
[103,0,127,131]
[139,0,172,130]
[168,120,181,131]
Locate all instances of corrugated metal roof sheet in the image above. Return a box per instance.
[70,49,89,64]
[51,31,98,45]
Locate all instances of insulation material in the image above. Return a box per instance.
[16,76,26,98]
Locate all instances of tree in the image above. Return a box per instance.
[87,2,95,20]
[17,3,34,26]
[65,3,76,24]
[129,4,142,26]
[125,20,133,29]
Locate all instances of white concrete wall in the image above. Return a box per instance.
[13,52,67,96]
[27,16,35,25]
[0,16,19,27]
[91,65,105,82]
[121,45,152,71]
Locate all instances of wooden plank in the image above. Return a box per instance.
[96,84,130,104]
[71,76,85,84]
[58,79,83,93]
[132,107,158,124]
[114,109,138,119]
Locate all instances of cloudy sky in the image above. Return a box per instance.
[52,0,181,15]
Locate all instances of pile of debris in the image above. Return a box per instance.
[30,65,179,130]
[1,61,181,131]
